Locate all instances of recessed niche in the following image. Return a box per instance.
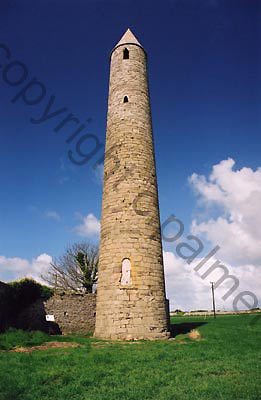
[120,258,132,286]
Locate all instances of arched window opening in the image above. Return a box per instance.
[120,258,132,286]
[123,48,129,59]
[123,96,128,103]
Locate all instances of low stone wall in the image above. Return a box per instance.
[15,292,96,335]
[46,292,96,334]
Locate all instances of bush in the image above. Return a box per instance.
[8,278,53,313]
[0,279,54,330]
[190,310,208,313]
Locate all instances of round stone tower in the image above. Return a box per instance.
[94,29,170,340]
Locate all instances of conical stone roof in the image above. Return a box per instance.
[113,28,143,49]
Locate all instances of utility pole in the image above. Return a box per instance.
[210,282,216,319]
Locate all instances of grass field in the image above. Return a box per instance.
[0,314,260,400]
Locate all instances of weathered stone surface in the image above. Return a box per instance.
[16,293,96,335]
[94,29,170,340]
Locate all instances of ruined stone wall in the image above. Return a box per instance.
[16,293,96,335]
[94,32,170,340]
[45,293,96,334]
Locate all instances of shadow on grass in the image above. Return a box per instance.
[170,322,207,338]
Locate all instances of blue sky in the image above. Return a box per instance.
[0,0,260,310]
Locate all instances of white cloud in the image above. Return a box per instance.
[0,253,52,284]
[189,158,261,267]
[45,210,61,221]
[163,250,261,312]
[163,251,224,311]
[74,213,100,237]
[163,158,261,311]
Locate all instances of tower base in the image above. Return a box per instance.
[94,297,171,341]
[93,329,170,341]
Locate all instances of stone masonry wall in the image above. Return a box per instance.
[94,31,170,340]
[45,293,96,334]
[16,293,96,335]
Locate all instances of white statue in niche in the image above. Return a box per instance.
[120,258,132,286]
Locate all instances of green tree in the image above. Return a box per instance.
[74,250,98,293]
[41,242,98,293]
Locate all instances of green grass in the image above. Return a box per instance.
[0,328,92,351]
[0,314,260,400]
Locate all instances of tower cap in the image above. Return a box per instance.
[111,28,145,55]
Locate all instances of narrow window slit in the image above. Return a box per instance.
[123,48,129,59]
[123,96,128,103]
